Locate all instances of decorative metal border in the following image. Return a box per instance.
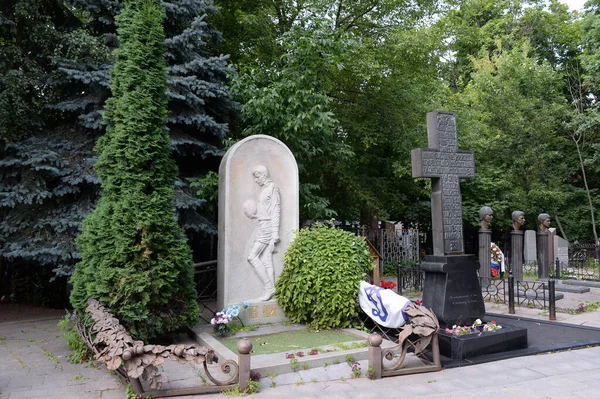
[479,277,506,303]
[80,298,243,397]
[558,260,600,281]
[515,280,548,309]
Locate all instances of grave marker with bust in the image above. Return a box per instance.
[536,213,553,280]
[478,206,493,279]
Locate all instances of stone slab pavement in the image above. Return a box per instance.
[0,316,124,399]
[2,286,600,398]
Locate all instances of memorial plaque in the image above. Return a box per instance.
[240,300,287,325]
[248,306,259,320]
[262,304,277,318]
[412,111,475,255]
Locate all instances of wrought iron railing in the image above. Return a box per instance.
[480,274,557,320]
[515,279,550,309]
[80,298,249,396]
[336,223,421,268]
[569,244,600,261]
[397,266,424,295]
[194,260,218,301]
[479,277,506,303]
[556,259,600,281]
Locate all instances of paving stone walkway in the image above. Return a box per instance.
[1,281,600,398]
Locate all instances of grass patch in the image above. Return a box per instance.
[219,329,363,356]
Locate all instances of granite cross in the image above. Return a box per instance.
[411,111,475,256]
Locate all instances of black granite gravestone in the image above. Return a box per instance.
[438,324,528,360]
[419,255,485,327]
[411,111,485,327]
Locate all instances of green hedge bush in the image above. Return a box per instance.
[275,224,372,329]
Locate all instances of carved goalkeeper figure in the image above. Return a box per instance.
[244,164,281,301]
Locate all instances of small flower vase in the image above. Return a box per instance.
[213,324,230,337]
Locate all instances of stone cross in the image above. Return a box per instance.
[411,111,475,256]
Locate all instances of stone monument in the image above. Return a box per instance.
[411,110,485,327]
[509,210,525,281]
[218,135,299,324]
[524,230,537,264]
[555,235,568,274]
[478,206,493,278]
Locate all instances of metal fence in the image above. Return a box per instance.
[569,243,600,261]
[480,276,555,313]
[557,258,600,281]
[362,227,421,268]
[397,265,424,295]
[552,244,600,281]
[194,260,218,301]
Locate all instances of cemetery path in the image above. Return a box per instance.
[0,314,124,399]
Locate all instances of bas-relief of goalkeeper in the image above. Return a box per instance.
[243,164,280,301]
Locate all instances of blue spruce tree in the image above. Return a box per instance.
[0,0,236,298]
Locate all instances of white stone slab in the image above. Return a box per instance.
[217,135,299,312]
[555,235,569,266]
[524,230,537,264]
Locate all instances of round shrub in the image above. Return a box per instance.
[275,224,373,329]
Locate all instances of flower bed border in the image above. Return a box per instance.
[80,298,252,397]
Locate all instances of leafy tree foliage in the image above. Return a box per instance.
[231,22,353,219]
[451,41,570,229]
[221,0,445,222]
[437,0,599,241]
[70,0,198,340]
[330,25,447,223]
[580,0,600,91]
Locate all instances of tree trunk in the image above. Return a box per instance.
[553,212,568,242]
[574,138,598,243]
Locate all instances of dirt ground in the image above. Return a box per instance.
[0,302,66,323]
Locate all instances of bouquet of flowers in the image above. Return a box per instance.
[380,279,397,290]
[445,319,502,336]
[490,242,504,278]
[210,311,232,336]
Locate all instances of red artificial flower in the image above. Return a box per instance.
[380,280,396,289]
[416,299,422,305]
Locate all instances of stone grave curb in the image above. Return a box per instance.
[562,279,600,288]
[189,325,396,377]
[555,284,590,294]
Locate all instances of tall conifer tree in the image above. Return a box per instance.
[70,0,199,340]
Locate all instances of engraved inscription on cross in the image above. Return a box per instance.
[411,111,475,256]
